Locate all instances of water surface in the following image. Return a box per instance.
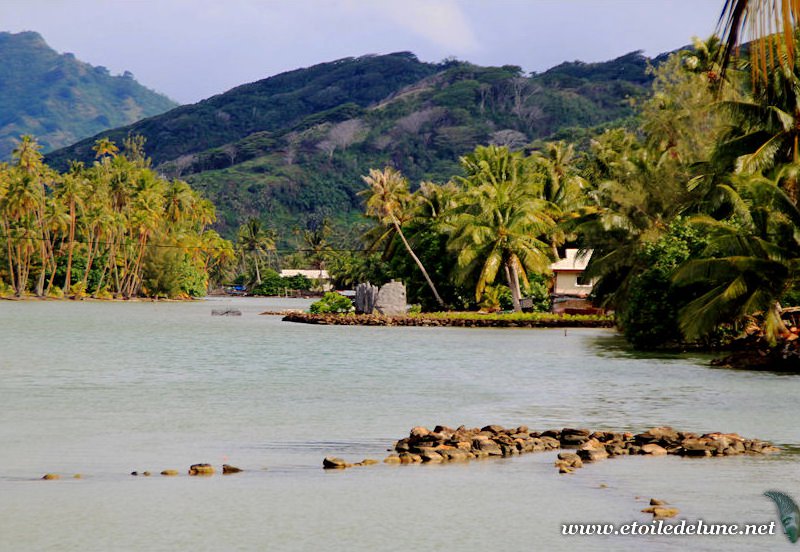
[1,298,798,550]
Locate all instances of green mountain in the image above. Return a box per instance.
[47,50,664,240]
[0,31,176,159]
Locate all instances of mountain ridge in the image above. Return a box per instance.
[45,48,671,240]
[0,31,176,158]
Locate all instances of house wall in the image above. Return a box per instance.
[554,270,593,297]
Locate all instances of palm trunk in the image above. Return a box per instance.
[392,218,444,308]
[35,217,46,297]
[64,199,75,291]
[505,259,522,312]
[253,254,261,284]
[4,220,15,293]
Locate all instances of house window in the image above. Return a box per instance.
[576,273,592,286]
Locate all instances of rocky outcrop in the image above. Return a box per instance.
[322,425,779,472]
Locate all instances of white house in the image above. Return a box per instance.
[549,249,593,297]
[549,249,598,314]
[279,269,332,291]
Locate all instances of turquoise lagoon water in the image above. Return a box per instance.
[0,297,798,551]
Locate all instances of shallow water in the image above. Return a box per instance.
[1,298,798,551]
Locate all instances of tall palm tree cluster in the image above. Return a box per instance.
[355,34,800,349]
[0,136,234,299]
[358,142,583,313]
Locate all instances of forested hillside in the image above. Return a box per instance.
[47,50,664,240]
[0,31,176,158]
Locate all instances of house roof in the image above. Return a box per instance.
[549,249,592,271]
[280,269,330,279]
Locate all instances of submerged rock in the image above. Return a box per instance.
[41,473,60,480]
[642,506,680,519]
[188,463,215,476]
[160,469,179,476]
[212,309,242,316]
[323,457,350,469]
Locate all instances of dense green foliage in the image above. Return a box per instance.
[318,36,800,354]
[616,219,709,348]
[0,32,176,159]
[249,269,311,296]
[0,136,233,299]
[47,51,660,241]
[309,291,354,314]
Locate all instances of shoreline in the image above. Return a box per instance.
[279,311,615,328]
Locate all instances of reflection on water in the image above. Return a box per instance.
[1,297,798,551]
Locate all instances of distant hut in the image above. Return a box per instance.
[549,249,600,314]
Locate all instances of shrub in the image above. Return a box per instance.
[310,292,353,314]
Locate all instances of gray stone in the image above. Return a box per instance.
[355,282,379,314]
[374,281,407,316]
[211,309,242,316]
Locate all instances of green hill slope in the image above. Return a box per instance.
[0,31,176,159]
[47,50,662,240]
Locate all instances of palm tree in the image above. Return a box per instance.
[717,0,800,79]
[531,141,589,257]
[675,173,800,343]
[359,167,445,308]
[236,218,275,285]
[449,146,556,311]
[11,136,49,296]
[713,51,800,175]
[58,162,87,292]
[92,137,119,159]
[573,130,693,309]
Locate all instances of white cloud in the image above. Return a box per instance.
[364,0,480,53]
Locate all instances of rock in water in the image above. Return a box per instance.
[323,457,350,469]
[160,469,179,476]
[41,473,60,480]
[211,309,242,316]
[374,281,406,316]
[222,464,243,474]
[641,444,668,455]
[188,463,215,476]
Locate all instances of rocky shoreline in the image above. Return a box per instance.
[323,425,779,474]
[710,338,800,371]
[281,312,615,328]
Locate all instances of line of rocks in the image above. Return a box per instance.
[322,425,779,471]
[42,464,244,480]
[283,312,614,328]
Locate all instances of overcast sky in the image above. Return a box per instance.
[1,0,724,104]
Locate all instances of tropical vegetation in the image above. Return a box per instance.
[0,136,232,299]
[314,33,800,360]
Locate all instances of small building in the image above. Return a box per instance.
[549,249,598,314]
[279,269,332,291]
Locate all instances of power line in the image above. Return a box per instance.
[0,231,366,253]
